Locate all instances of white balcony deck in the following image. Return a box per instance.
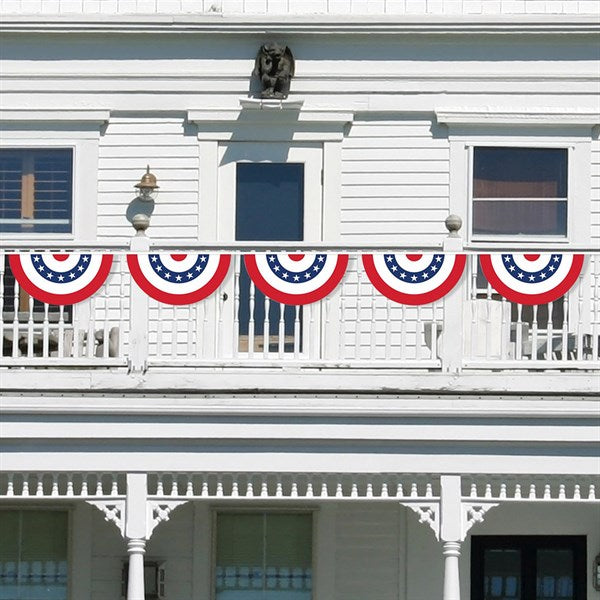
[1,245,598,394]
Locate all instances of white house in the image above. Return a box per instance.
[0,1,599,600]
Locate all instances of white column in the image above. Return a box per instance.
[125,473,148,600]
[127,538,146,600]
[440,476,463,600]
[442,541,461,600]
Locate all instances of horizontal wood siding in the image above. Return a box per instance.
[341,120,450,242]
[592,138,600,244]
[335,506,400,600]
[98,117,199,242]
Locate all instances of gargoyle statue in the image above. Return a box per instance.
[253,43,295,99]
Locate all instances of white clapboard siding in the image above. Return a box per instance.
[341,120,450,242]
[335,506,401,600]
[592,138,600,244]
[97,117,199,242]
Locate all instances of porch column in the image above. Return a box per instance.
[440,475,463,600]
[125,474,148,600]
[127,538,146,600]
[442,541,461,600]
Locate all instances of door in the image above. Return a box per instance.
[217,143,323,359]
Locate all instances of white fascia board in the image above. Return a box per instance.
[1,394,598,419]
[188,106,354,125]
[435,108,600,127]
[1,15,599,35]
[0,109,110,124]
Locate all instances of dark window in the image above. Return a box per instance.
[471,536,586,600]
[472,148,568,236]
[0,148,73,234]
[215,512,312,599]
[236,163,304,353]
[0,510,69,599]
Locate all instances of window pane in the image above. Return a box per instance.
[0,511,68,600]
[483,548,521,599]
[536,549,574,600]
[0,149,72,234]
[216,513,312,600]
[236,163,304,242]
[473,148,567,198]
[472,200,567,236]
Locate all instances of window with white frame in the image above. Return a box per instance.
[471,147,568,238]
[215,512,313,599]
[0,510,69,600]
[0,148,73,234]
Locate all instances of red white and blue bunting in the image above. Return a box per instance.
[362,253,467,305]
[8,253,114,305]
[479,253,584,305]
[244,253,349,305]
[127,253,231,305]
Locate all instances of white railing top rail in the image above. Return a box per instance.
[1,242,599,254]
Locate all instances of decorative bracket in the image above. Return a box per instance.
[147,500,188,538]
[400,501,440,540]
[461,502,498,539]
[86,499,126,537]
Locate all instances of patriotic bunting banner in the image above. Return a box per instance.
[479,253,584,305]
[127,253,231,305]
[362,253,466,305]
[244,253,348,305]
[8,253,113,305]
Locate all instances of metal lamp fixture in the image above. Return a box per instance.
[134,165,159,200]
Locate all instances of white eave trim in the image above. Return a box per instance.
[435,108,600,127]
[1,15,599,35]
[0,109,110,124]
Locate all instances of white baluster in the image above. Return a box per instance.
[514,484,522,499]
[293,305,301,359]
[484,484,492,499]
[416,305,423,361]
[291,481,298,498]
[396,483,404,498]
[231,479,239,497]
[515,303,523,360]
[336,482,343,498]
[573,484,581,500]
[248,279,256,358]
[42,303,50,358]
[66,476,74,497]
[321,481,328,498]
[186,476,194,497]
[399,304,406,360]
[27,295,34,358]
[201,478,209,498]
[589,484,596,500]
[57,305,65,358]
[499,483,507,499]
[558,484,566,500]
[531,305,539,360]
[171,476,178,497]
[36,475,44,496]
[263,295,270,359]
[366,482,373,498]
[216,477,224,497]
[260,479,268,497]
[6,474,14,496]
[355,266,363,359]
[425,483,433,498]
[276,479,283,498]
[246,479,254,497]
[381,482,388,498]
[350,482,358,498]
[546,302,554,361]
[22,475,30,497]
[12,276,20,358]
[233,256,240,356]
[81,475,89,497]
[96,475,104,496]
[278,303,285,358]
[529,484,536,499]
[470,483,477,498]
[543,484,551,499]
[410,483,418,498]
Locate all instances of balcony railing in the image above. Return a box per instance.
[1,243,598,374]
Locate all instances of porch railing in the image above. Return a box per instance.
[1,243,598,373]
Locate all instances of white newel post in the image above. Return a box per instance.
[126,474,148,600]
[440,215,465,373]
[129,230,150,372]
[440,475,463,600]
